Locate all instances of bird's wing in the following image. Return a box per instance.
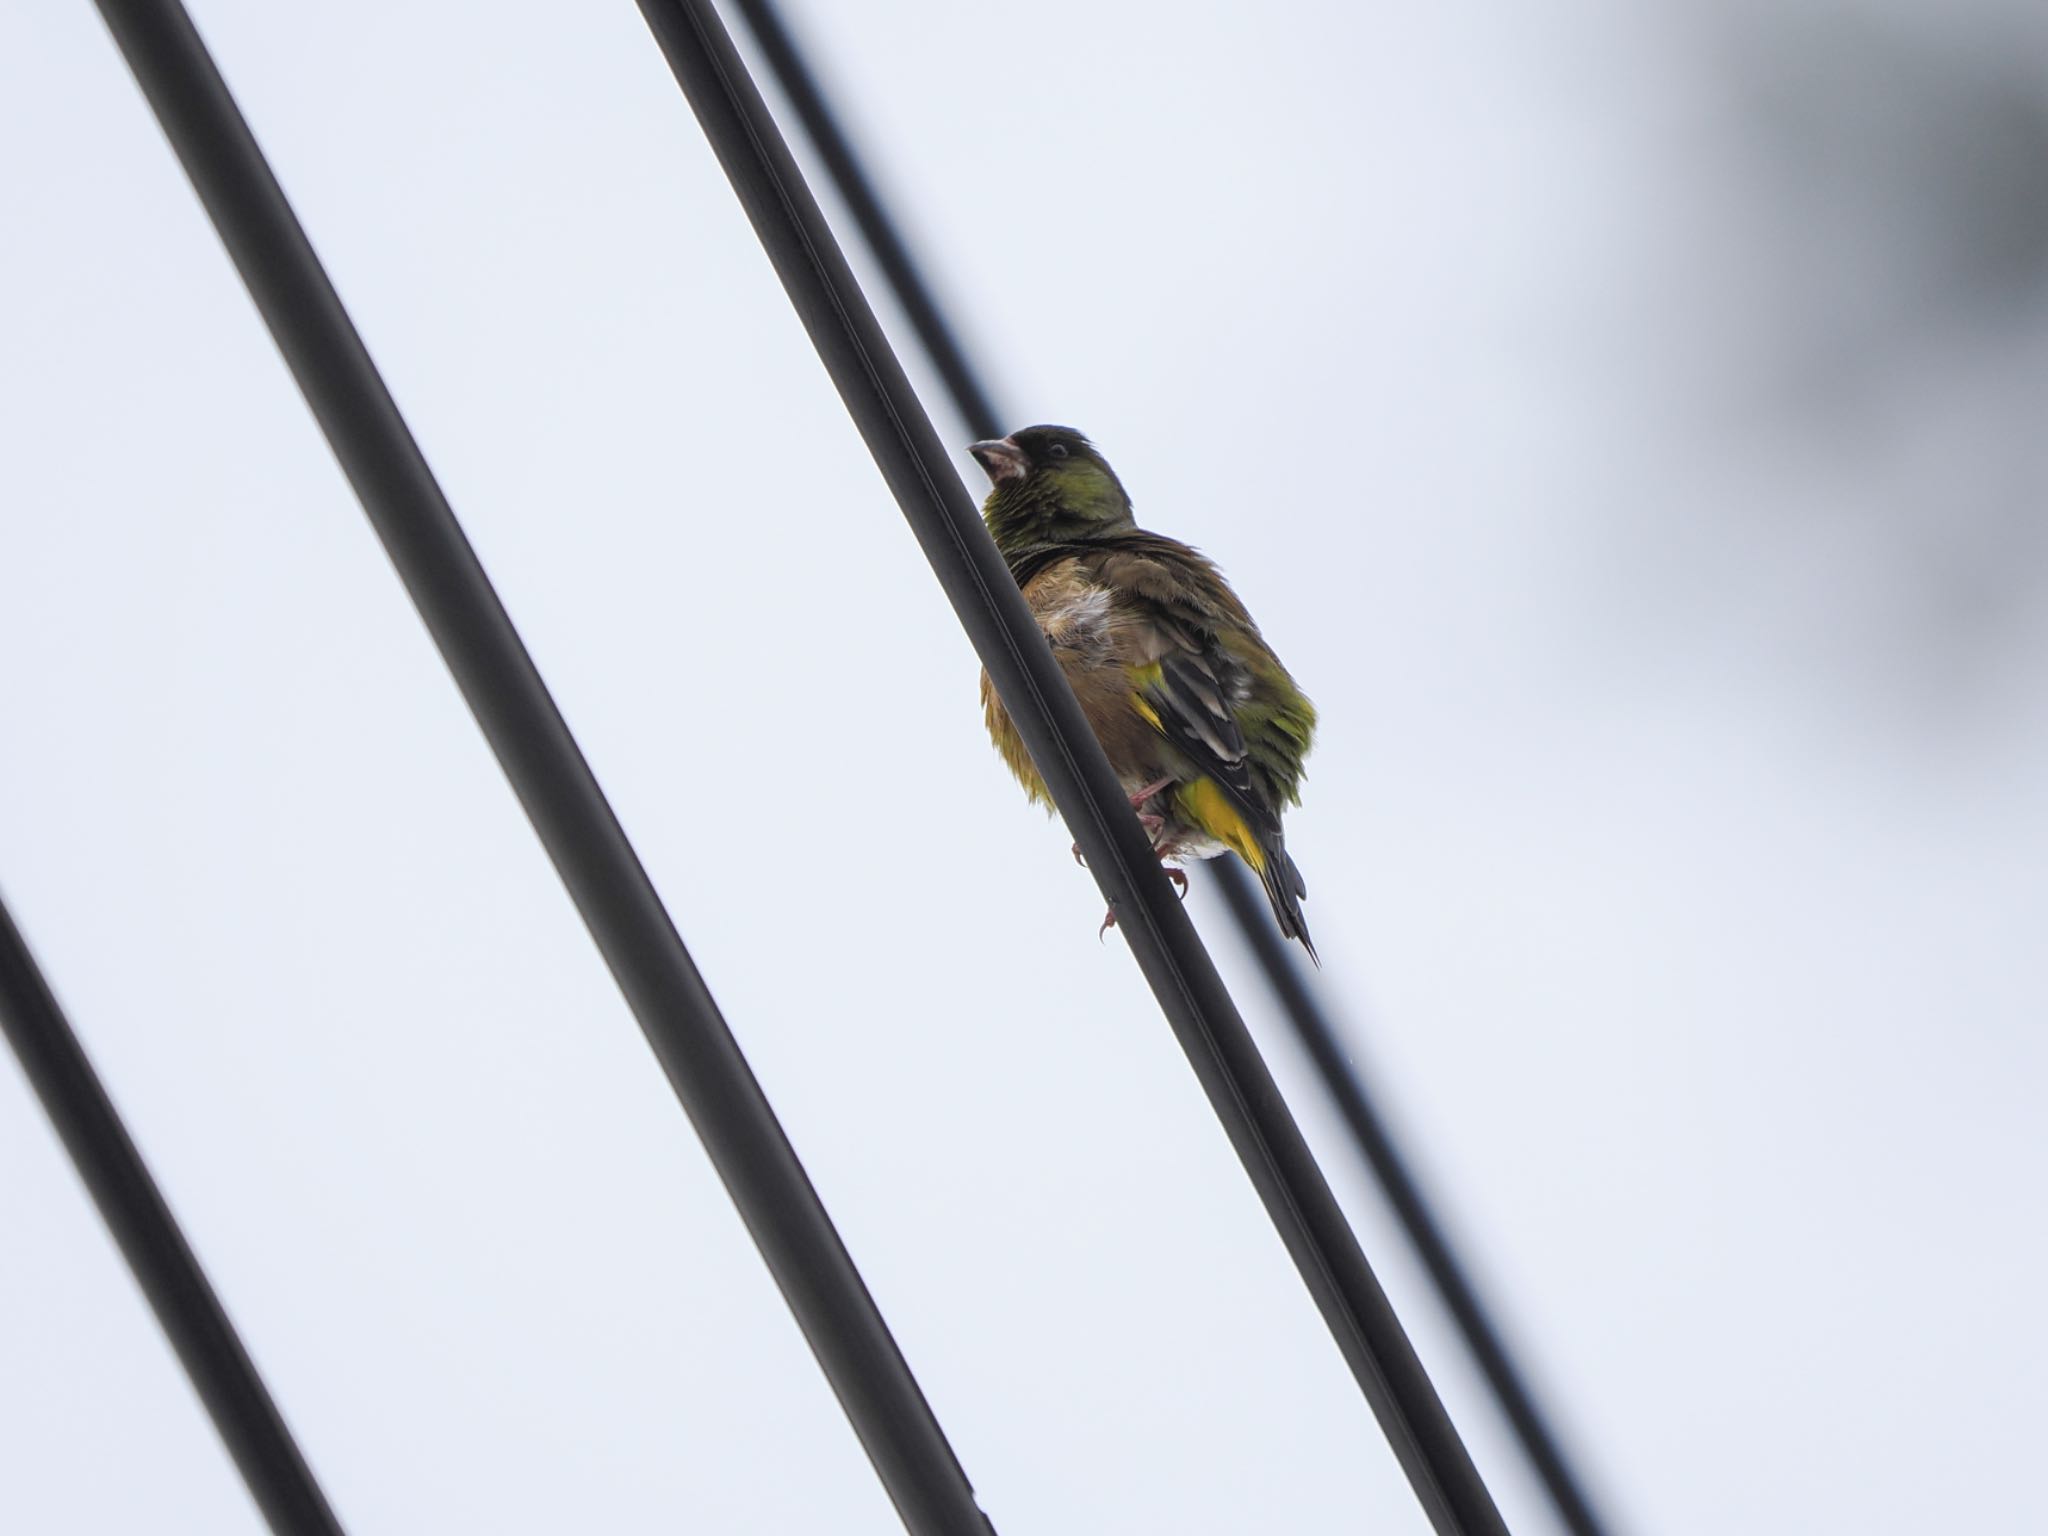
[1088,544,1282,845]
[1078,537,1315,956]
[1131,619,1281,843]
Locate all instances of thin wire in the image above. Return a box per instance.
[724,7,1615,1533]
[1211,870,1611,1536]
[86,3,993,1532]
[729,7,1616,1531]
[635,4,1508,1533]
[0,893,345,1536]
[724,0,1002,443]
[729,0,1622,1531]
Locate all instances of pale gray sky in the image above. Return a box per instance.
[5,1,2046,1532]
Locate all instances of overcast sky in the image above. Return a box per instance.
[5,1,2046,1532]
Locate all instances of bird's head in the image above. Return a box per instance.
[970,425,1135,551]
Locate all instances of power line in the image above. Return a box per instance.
[725,0,1002,444]
[1211,872,1610,1536]
[634,4,1508,1533]
[86,2,993,1532]
[724,6,1614,1532]
[0,893,345,1536]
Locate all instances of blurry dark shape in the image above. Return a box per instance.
[1725,5,2048,677]
[89,2,994,1531]
[0,894,345,1536]
[1737,9,2048,347]
[728,2,1616,1532]
[637,1,1509,1532]
[1593,4,2048,710]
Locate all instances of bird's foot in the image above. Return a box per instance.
[1097,868,1187,939]
[1077,810,1164,863]
[1129,777,1175,809]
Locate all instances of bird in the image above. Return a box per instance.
[970,425,1319,962]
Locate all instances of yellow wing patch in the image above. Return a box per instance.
[1128,661,1165,730]
[1177,777,1267,873]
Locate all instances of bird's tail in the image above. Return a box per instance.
[1173,776,1319,965]
[1256,841,1318,967]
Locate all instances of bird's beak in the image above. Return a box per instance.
[969,436,1028,485]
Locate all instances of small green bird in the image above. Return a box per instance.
[971,426,1319,961]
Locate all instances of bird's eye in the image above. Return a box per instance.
[1047,443,1069,460]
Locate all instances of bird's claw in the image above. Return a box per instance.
[1098,869,1184,941]
[1129,777,1175,809]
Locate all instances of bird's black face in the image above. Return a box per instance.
[969,425,1096,485]
[971,424,1135,544]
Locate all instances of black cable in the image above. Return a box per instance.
[635,5,1508,1533]
[726,7,1614,1532]
[736,7,1614,1534]
[1212,867,1610,1536]
[0,894,345,1536]
[86,3,993,1532]
[725,0,1003,444]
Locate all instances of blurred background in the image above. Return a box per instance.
[4,0,2045,1531]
